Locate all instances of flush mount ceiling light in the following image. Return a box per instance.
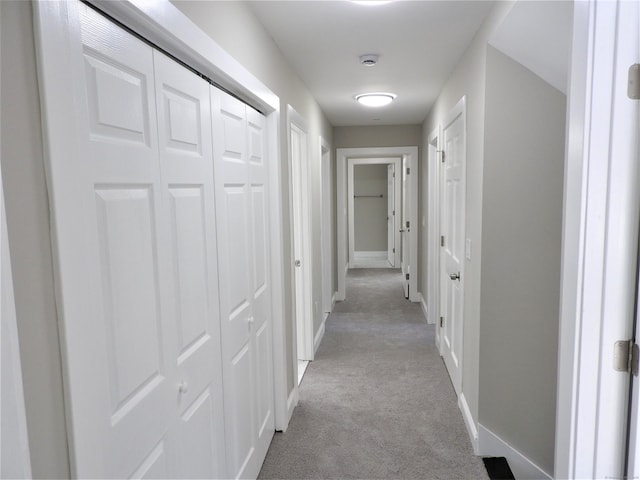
[352,1,393,5]
[355,93,396,107]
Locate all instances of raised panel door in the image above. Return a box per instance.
[153,51,226,478]
[440,103,465,395]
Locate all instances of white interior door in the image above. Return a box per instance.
[211,88,274,480]
[153,51,226,479]
[440,99,466,395]
[401,159,409,298]
[290,118,313,362]
[59,7,176,477]
[387,164,395,267]
[321,141,332,315]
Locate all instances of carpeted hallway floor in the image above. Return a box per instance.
[258,268,488,479]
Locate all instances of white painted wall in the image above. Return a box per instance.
[478,46,566,476]
[1,2,70,477]
[353,165,387,252]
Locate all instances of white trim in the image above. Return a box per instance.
[313,316,326,355]
[458,393,478,455]
[34,0,291,440]
[418,293,430,323]
[283,386,299,432]
[478,424,552,480]
[337,147,419,302]
[331,292,337,309]
[555,1,640,478]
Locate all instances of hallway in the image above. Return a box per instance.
[258,269,487,479]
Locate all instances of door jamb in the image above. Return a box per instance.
[427,127,441,346]
[337,146,419,302]
[287,106,314,367]
[319,137,333,318]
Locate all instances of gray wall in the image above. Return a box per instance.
[353,165,387,252]
[1,2,70,477]
[422,0,514,429]
[478,47,565,474]
[333,125,422,150]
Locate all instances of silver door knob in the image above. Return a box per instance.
[295,260,301,267]
[449,272,460,281]
[399,229,405,233]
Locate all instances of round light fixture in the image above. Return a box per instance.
[352,1,393,5]
[355,93,396,107]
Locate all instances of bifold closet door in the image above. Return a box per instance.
[211,89,275,479]
[153,52,226,479]
[36,3,225,477]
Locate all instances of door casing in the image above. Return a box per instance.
[347,157,401,269]
[337,147,419,301]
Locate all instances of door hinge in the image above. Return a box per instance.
[406,221,410,228]
[440,316,444,328]
[393,173,395,178]
[393,210,395,216]
[405,273,410,281]
[406,167,411,175]
[629,64,640,99]
[613,340,639,376]
[438,150,445,163]
[440,235,445,247]
[392,247,395,253]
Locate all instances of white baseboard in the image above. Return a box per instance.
[478,424,552,480]
[284,386,299,432]
[314,316,326,354]
[458,393,479,454]
[419,293,432,323]
[331,292,337,309]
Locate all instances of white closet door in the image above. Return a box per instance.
[246,106,275,466]
[61,5,176,477]
[153,51,226,479]
[211,89,274,479]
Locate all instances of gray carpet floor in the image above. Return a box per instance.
[258,268,488,479]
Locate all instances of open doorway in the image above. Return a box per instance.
[337,147,419,302]
[347,158,401,269]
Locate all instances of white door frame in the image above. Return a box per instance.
[426,127,441,344]
[36,0,291,433]
[337,146,419,302]
[319,137,333,317]
[555,0,640,478]
[287,106,314,365]
[347,157,401,268]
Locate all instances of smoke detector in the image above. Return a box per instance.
[360,54,379,66]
